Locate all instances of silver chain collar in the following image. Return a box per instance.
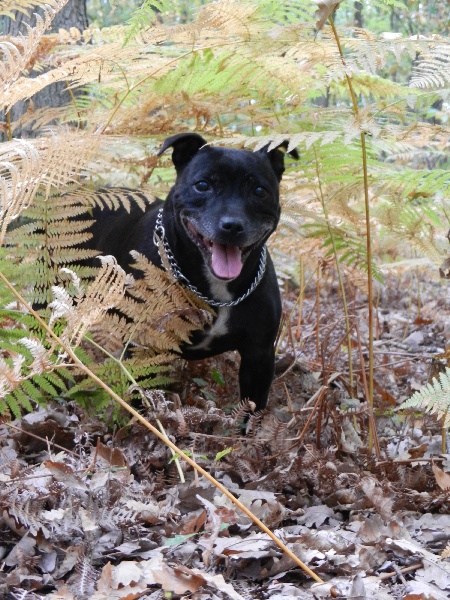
[153,208,267,308]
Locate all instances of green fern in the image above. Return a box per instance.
[66,355,175,416]
[7,188,98,307]
[302,221,383,282]
[125,0,174,43]
[399,368,450,428]
[0,318,73,417]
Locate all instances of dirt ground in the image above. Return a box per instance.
[1,271,449,599]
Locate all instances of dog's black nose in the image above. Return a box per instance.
[220,217,244,235]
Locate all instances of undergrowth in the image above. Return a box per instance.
[0,0,449,436]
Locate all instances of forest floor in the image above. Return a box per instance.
[1,271,450,600]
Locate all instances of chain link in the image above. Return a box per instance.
[153,208,267,308]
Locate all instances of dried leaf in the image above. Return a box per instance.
[350,573,366,598]
[439,257,450,279]
[432,462,450,491]
[360,477,393,521]
[180,509,207,535]
[95,440,128,469]
[45,460,88,490]
[189,569,246,600]
[311,582,338,597]
[313,0,343,30]
[92,555,206,598]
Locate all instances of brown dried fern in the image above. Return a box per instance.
[111,251,213,353]
[0,0,67,89]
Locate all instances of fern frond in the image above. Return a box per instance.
[68,354,174,406]
[96,251,213,354]
[1,133,101,248]
[340,29,418,76]
[19,336,53,374]
[0,0,63,18]
[49,257,133,347]
[380,257,434,274]
[0,1,66,87]
[90,187,152,212]
[143,0,274,46]
[399,367,450,428]
[303,221,383,282]
[263,0,316,25]
[153,48,311,106]
[1,40,135,110]
[379,167,450,199]
[410,41,450,89]
[216,132,341,153]
[125,0,168,43]
[9,187,148,311]
[0,302,76,416]
[0,139,41,245]
[0,354,25,400]
[6,387,33,417]
[375,200,443,264]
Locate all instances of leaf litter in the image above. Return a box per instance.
[1,271,450,599]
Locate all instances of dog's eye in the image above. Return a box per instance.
[254,186,267,198]
[194,180,210,192]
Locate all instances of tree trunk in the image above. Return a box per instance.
[4,0,88,35]
[354,1,363,28]
[3,0,88,138]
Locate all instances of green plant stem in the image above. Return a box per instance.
[328,15,375,450]
[0,269,332,591]
[313,146,354,391]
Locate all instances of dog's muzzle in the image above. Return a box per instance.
[184,219,245,280]
[153,208,267,308]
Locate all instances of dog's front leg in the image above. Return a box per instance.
[238,347,276,412]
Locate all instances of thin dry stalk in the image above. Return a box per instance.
[296,254,305,337]
[313,146,354,391]
[355,323,381,459]
[328,15,375,450]
[315,266,321,358]
[293,386,328,446]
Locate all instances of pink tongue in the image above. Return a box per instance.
[211,242,243,279]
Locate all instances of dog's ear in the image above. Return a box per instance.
[260,141,299,181]
[157,133,208,170]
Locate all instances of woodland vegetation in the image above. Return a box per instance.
[1,1,450,598]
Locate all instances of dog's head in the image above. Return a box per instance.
[158,133,298,281]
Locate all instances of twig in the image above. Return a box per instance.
[5,422,78,457]
[378,562,423,581]
[289,386,328,444]
[377,457,444,466]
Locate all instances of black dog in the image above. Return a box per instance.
[90,133,297,411]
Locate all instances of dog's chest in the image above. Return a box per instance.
[189,307,230,351]
[188,271,234,351]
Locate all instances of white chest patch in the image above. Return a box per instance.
[190,306,230,351]
[189,267,233,351]
[203,267,233,302]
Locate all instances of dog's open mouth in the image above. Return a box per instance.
[185,219,247,280]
